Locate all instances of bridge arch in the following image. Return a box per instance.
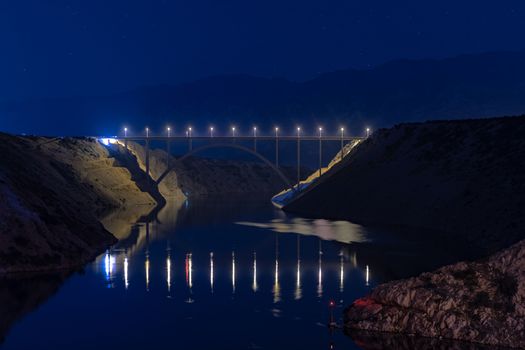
[156,143,293,189]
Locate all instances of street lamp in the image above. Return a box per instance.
[318,127,323,177]
[275,127,279,168]
[296,127,301,188]
[145,127,150,183]
[253,126,257,152]
[188,127,192,151]
[366,127,371,138]
[340,127,345,161]
[123,127,128,150]
[166,127,171,168]
[210,126,214,138]
[231,126,236,138]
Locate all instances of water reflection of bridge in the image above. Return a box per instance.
[99,236,371,302]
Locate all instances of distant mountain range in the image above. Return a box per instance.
[3,50,525,136]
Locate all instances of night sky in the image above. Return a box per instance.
[2,0,525,99]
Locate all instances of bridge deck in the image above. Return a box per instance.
[119,136,364,141]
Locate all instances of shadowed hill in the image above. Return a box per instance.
[283,116,525,254]
[0,135,156,273]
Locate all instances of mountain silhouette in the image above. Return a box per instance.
[3,50,525,136]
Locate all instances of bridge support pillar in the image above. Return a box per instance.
[340,135,344,161]
[296,137,301,188]
[166,140,171,171]
[319,138,322,177]
[145,139,150,187]
[275,137,279,168]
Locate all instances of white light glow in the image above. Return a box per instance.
[252,252,258,292]
[167,255,172,292]
[210,252,214,292]
[340,252,344,292]
[273,258,280,303]
[232,251,236,293]
[145,255,150,291]
[100,138,117,146]
[124,257,129,289]
[188,253,193,289]
[317,245,323,298]
[104,252,115,281]
[295,258,302,300]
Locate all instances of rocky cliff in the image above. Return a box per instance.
[283,116,525,253]
[0,134,156,273]
[345,239,525,348]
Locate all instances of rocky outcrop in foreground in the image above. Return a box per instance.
[0,134,156,273]
[345,239,525,348]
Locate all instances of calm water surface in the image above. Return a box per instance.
[1,199,485,349]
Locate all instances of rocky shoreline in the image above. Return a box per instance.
[345,239,525,348]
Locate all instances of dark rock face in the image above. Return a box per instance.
[345,240,525,348]
[0,134,155,273]
[284,116,525,253]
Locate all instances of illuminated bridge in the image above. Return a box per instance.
[111,125,369,192]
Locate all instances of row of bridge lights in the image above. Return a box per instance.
[123,126,372,138]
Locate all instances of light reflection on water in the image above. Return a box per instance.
[96,234,368,302]
[236,217,370,244]
[0,198,488,350]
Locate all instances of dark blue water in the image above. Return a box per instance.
[0,199,485,350]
